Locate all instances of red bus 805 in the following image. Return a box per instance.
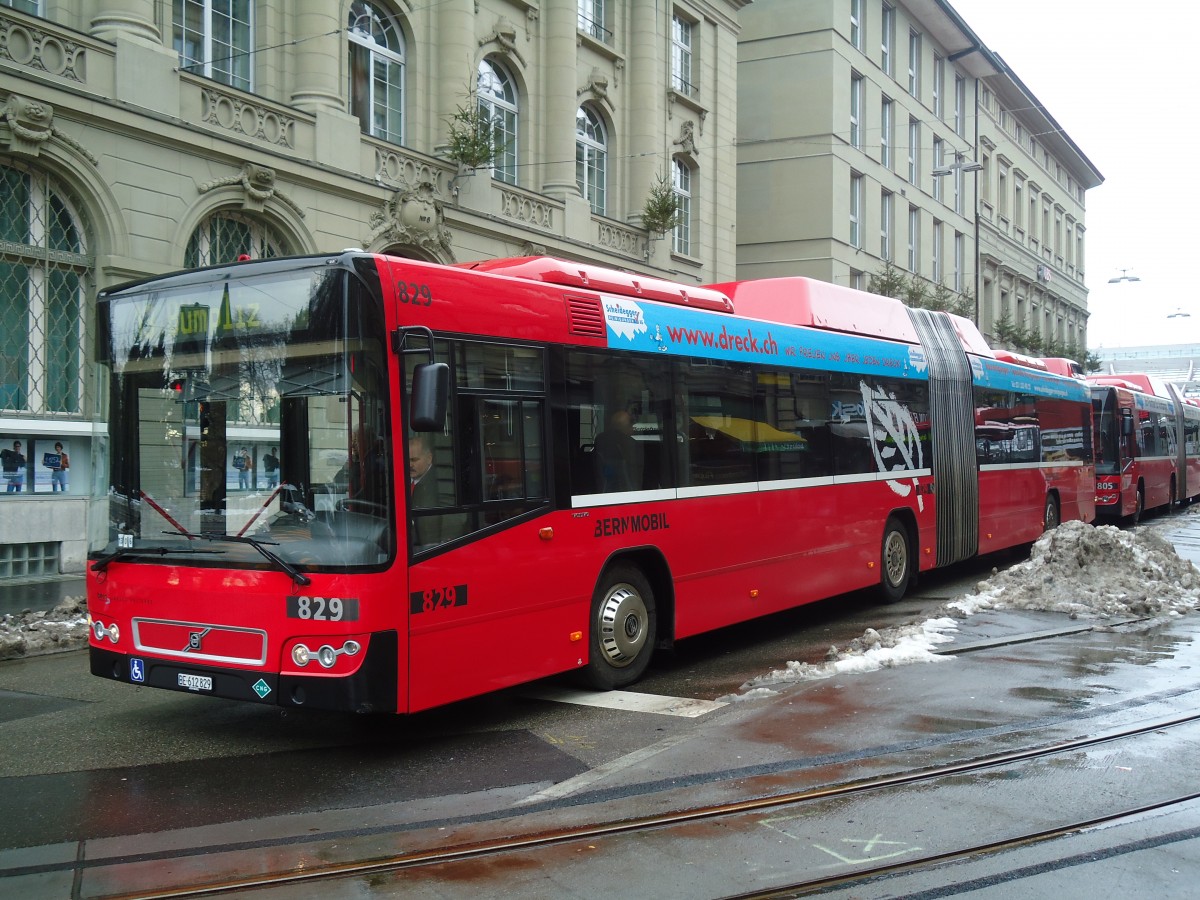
[87,253,1094,713]
[1088,373,1200,523]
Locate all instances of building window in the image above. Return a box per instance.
[954,165,963,215]
[880,97,893,169]
[4,1,41,14]
[932,219,942,282]
[908,118,919,184]
[932,137,944,203]
[997,164,1008,218]
[576,106,607,216]
[184,210,290,268]
[671,14,695,96]
[478,58,518,185]
[933,54,944,119]
[880,190,893,261]
[850,172,863,248]
[908,206,920,272]
[954,231,964,292]
[908,30,921,98]
[850,269,864,290]
[348,1,405,144]
[1014,177,1024,231]
[0,162,89,416]
[881,4,894,75]
[672,159,693,256]
[578,0,611,43]
[850,72,863,148]
[850,0,863,51]
[954,75,966,137]
[173,0,253,92]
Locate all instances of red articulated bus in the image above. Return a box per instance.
[1088,373,1200,522]
[87,253,1094,714]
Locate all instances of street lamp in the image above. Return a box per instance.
[1108,268,1141,284]
[931,152,984,177]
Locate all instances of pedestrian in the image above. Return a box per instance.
[263,446,279,488]
[234,446,253,489]
[2,440,26,493]
[47,441,69,492]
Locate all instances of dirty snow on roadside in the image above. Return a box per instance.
[0,594,88,661]
[725,519,1200,701]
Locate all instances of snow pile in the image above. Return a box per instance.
[951,519,1200,619]
[729,620,959,699]
[0,594,88,661]
[723,520,1200,700]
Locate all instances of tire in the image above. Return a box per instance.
[581,564,657,690]
[1042,494,1060,532]
[1130,485,1145,526]
[879,518,910,604]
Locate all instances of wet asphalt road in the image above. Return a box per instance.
[3,510,1200,897]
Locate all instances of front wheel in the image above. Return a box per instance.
[581,564,657,690]
[1129,485,1145,526]
[879,518,911,604]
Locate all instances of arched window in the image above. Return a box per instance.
[478,59,518,185]
[172,0,253,91]
[348,1,405,144]
[575,106,607,216]
[0,161,90,415]
[672,159,693,256]
[184,211,290,268]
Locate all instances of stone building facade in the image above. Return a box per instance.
[735,0,1101,358]
[0,0,747,576]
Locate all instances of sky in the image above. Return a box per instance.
[947,0,1199,350]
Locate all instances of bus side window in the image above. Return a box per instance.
[566,349,672,494]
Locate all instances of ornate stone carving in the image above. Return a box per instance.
[500,188,554,230]
[479,17,525,66]
[520,241,547,257]
[596,220,643,258]
[579,68,612,110]
[201,88,295,149]
[674,119,698,157]
[374,146,448,192]
[368,181,454,259]
[2,93,97,164]
[3,93,51,155]
[198,163,305,217]
[0,15,87,82]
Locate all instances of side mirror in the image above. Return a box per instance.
[410,362,449,432]
[1121,410,1134,437]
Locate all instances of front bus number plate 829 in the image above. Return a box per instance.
[178,673,213,692]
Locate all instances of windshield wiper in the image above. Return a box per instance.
[165,531,312,586]
[91,545,225,574]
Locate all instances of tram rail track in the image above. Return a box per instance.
[79,708,1200,899]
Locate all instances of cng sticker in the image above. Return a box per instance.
[252,679,271,699]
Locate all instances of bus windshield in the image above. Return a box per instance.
[94,261,393,571]
[1092,390,1121,475]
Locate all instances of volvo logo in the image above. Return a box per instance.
[184,628,211,652]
